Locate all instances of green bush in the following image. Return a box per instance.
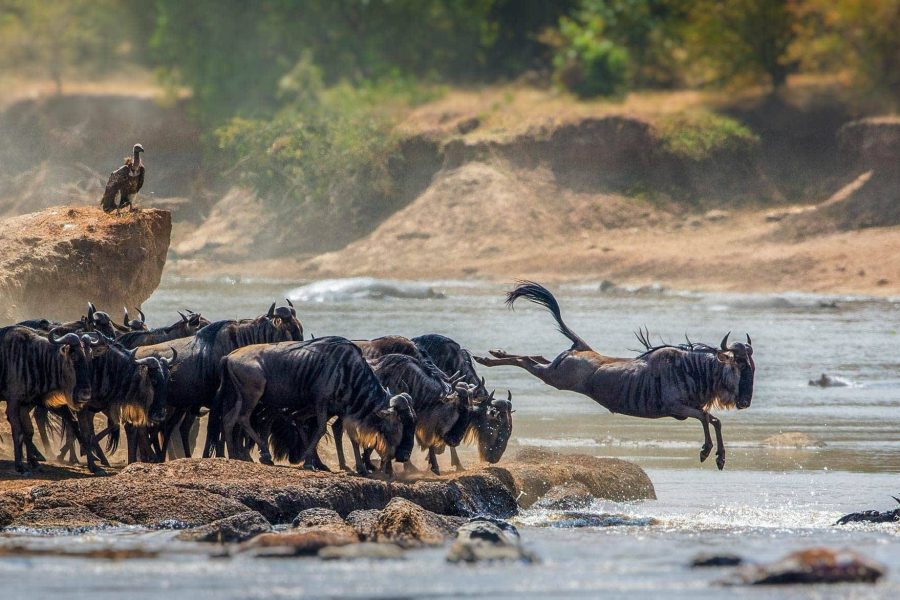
[657,110,759,161]
[553,16,630,98]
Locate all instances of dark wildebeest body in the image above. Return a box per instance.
[217,337,416,474]
[475,281,755,470]
[117,311,207,350]
[137,303,303,459]
[15,319,58,333]
[363,353,473,474]
[0,327,94,473]
[413,334,514,469]
[75,336,173,471]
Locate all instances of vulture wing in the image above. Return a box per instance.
[100,165,130,212]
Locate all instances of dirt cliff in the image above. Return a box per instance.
[0,206,171,323]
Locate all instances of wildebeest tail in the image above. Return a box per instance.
[506,280,592,351]
[106,417,121,454]
[33,405,60,453]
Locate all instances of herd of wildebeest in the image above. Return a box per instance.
[0,281,755,477]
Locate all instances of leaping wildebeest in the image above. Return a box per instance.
[474,281,755,470]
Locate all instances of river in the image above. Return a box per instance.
[1,277,898,598]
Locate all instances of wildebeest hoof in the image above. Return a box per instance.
[302,463,319,471]
[488,349,508,358]
[259,455,274,466]
[700,444,712,462]
[90,466,108,476]
[716,454,725,470]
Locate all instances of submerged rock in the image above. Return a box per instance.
[292,507,345,528]
[808,373,851,387]
[371,497,465,547]
[446,518,537,564]
[241,528,359,557]
[691,553,744,568]
[729,548,885,585]
[319,542,405,560]
[836,497,900,525]
[176,510,271,543]
[345,509,381,540]
[534,511,656,528]
[533,482,594,511]
[761,432,825,448]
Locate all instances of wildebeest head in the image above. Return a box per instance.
[375,392,417,463]
[175,309,207,334]
[468,388,513,463]
[49,331,94,406]
[141,348,176,424]
[261,301,304,341]
[87,302,117,338]
[123,307,148,331]
[718,333,755,409]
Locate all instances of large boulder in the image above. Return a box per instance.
[730,548,885,585]
[0,206,170,323]
[176,510,272,543]
[446,517,536,563]
[371,497,466,547]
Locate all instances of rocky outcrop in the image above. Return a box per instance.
[0,451,655,531]
[370,497,466,547]
[532,481,594,511]
[0,206,170,323]
[176,510,272,543]
[504,448,656,507]
[728,548,885,585]
[446,517,536,563]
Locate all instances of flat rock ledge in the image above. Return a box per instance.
[0,450,654,531]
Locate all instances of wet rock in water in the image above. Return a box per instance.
[176,510,272,543]
[704,209,730,222]
[533,482,594,511]
[292,507,345,528]
[729,548,885,585]
[836,497,900,525]
[508,448,656,506]
[7,506,115,531]
[345,509,381,540]
[372,497,466,547]
[808,373,850,387]
[241,527,359,557]
[319,542,405,560]
[446,518,537,564]
[537,511,656,528]
[0,544,160,560]
[761,432,825,448]
[691,553,744,567]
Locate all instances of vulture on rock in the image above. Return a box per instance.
[101,143,145,214]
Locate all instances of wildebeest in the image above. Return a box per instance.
[71,335,174,472]
[15,319,58,333]
[117,310,208,350]
[364,353,473,474]
[0,326,95,473]
[123,307,148,332]
[216,337,416,474]
[474,281,755,470]
[137,302,303,459]
[413,334,513,468]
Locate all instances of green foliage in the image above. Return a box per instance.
[657,111,760,161]
[683,0,798,90]
[553,16,630,97]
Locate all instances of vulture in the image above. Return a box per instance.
[100,143,145,214]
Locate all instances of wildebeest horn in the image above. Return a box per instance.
[123,307,130,327]
[138,309,146,323]
[746,333,752,346]
[87,302,96,322]
[50,332,81,346]
[178,310,187,322]
[489,389,495,400]
[267,302,276,318]
[491,399,512,411]
[720,332,730,351]
[507,390,512,402]
[128,347,138,358]
[285,298,296,316]
[81,332,101,347]
[165,347,177,364]
[480,376,485,387]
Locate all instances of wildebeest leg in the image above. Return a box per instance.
[361,447,379,472]
[77,410,106,475]
[6,398,30,474]
[427,447,441,475]
[19,406,43,469]
[125,423,138,463]
[382,456,394,476]
[300,409,328,470]
[238,412,272,465]
[330,418,351,471]
[350,440,368,476]
[669,404,718,469]
[474,350,564,389]
[178,414,194,458]
[449,446,464,471]
[161,410,185,460]
[32,406,53,460]
[707,413,726,470]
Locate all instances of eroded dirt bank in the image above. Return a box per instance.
[0,206,171,323]
[0,450,655,530]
